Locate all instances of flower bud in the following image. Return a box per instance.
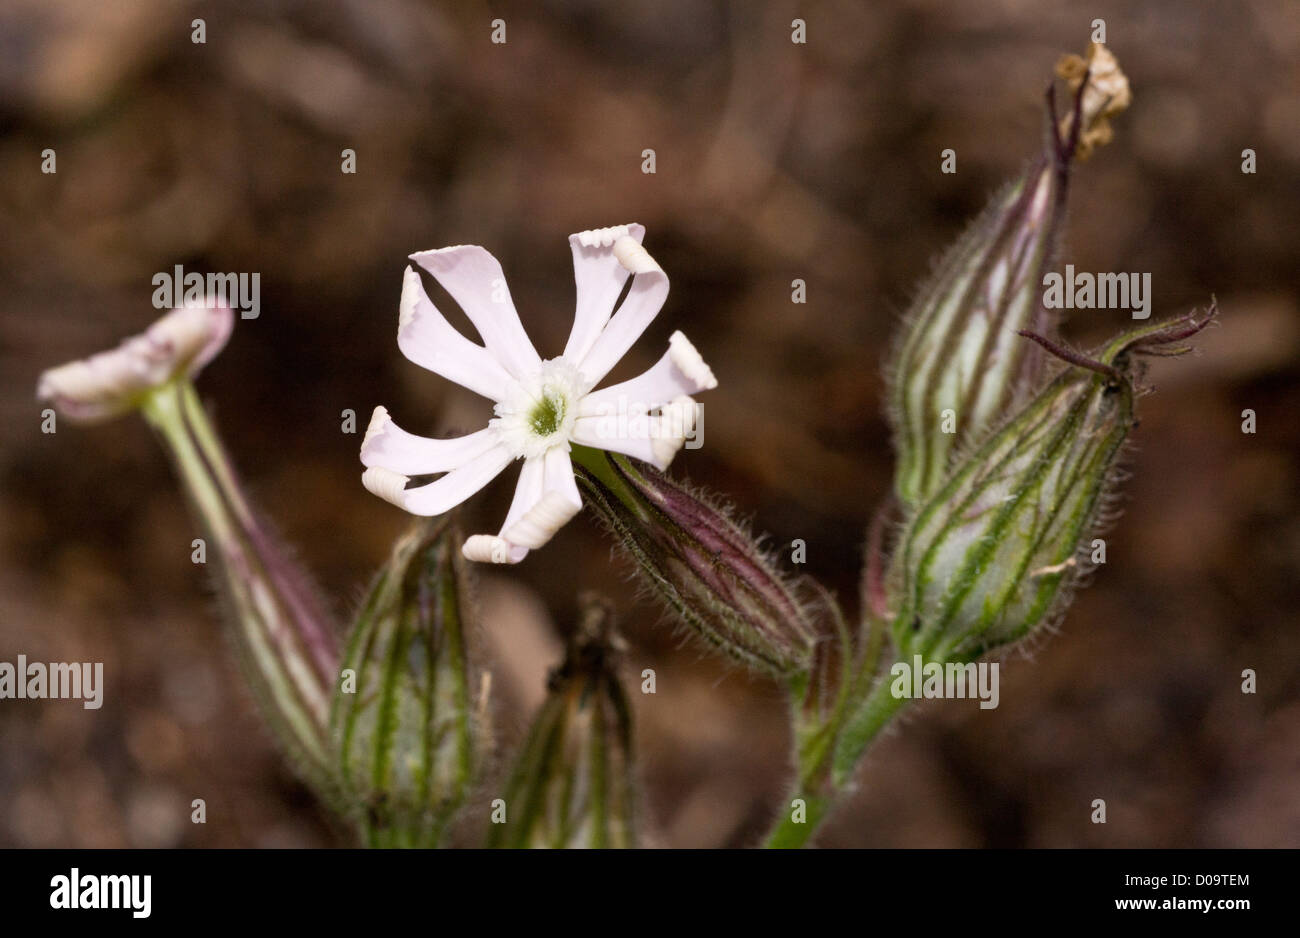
[889,153,1067,509]
[887,45,1131,509]
[890,307,1214,664]
[40,306,344,801]
[572,449,824,676]
[37,302,233,423]
[332,518,478,847]
[487,595,636,848]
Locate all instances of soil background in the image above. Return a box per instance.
[1,0,1297,847]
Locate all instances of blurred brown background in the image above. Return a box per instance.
[1,0,1298,848]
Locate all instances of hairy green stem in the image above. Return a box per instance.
[764,669,908,848]
[141,381,341,800]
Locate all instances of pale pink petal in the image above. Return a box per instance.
[571,395,698,471]
[409,245,541,380]
[563,224,645,365]
[579,331,717,417]
[397,443,515,516]
[360,406,497,474]
[501,448,582,550]
[480,455,546,564]
[541,446,582,515]
[397,267,515,402]
[575,235,670,387]
[462,450,581,565]
[499,455,546,533]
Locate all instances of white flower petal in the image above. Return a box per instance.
[501,449,582,550]
[543,444,582,512]
[578,330,717,418]
[571,417,657,465]
[571,395,698,471]
[409,245,541,380]
[649,396,699,470]
[499,490,580,552]
[462,450,580,565]
[563,224,645,366]
[397,267,516,402]
[360,405,498,474]
[396,443,515,516]
[499,454,546,534]
[575,235,670,387]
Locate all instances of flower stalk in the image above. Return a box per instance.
[139,380,342,800]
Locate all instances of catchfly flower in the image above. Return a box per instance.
[37,301,233,423]
[361,224,717,564]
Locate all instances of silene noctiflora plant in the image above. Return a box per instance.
[37,41,1215,848]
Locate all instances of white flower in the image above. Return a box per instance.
[37,302,234,422]
[361,224,718,564]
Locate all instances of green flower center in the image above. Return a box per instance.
[529,392,565,437]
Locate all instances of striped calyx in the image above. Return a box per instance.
[573,448,825,676]
[332,517,477,848]
[890,307,1215,664]
[889,144,1069,510]
[487,595,637,849]
[883,52,1133,511]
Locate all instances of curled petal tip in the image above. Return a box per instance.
[362,465,411,509]
[463,534,521,564]
[361,406,392,460]
[613,236,661,275]
[502,490,582,551]
[668,331,718,391]
[398,266,422,334]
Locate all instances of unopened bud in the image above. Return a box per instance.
[332,518,479,847]
[890,306,1215,664]
[889,46,1132,509]
[890,140,1067,508]
[573,450,824,676]
[488,595,637,848]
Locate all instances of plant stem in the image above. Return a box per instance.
[140,381,341,800]
[763,670,908,848]
[832,667,909,787]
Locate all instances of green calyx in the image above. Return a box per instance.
[332,517,478,848]
[891,306,1217,666]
